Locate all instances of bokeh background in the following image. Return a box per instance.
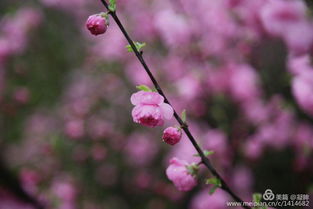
[0,0,313,208]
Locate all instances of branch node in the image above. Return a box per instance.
[180,122,188,129]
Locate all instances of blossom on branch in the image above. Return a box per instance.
[166,157,197,191]
[131,90,173,127]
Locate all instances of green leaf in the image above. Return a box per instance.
[193,150,214,157]
[204,150,214,156]
[126,42,146,52]
[205,177,221,187]
[185,163,199,176]
[253,193,262,203]
[206,177,221,195]
[136,85,152,92]
[108,0,116,12]
[252,193,267,209]
[100,12,110,25]
[209,185,219,195]
[181,109,186,123]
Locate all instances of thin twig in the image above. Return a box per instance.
[98,1,250,208]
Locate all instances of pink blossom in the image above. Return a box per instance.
[259,0,313,55]
[91,145,107,161]
[244,138,264,160]
[125,133,158,166]
[40,0,85,15]
[154,10,190,47]
[204,129,231,167]
[168,134,200,164]
[232,166,253,199]
[0,199,34,209]
[207,65,231,94]
[162,127,182,145]
[131,91,173,127]
[292,71,313,116]
[0,8,42,56]
[204,129,229,157]
[90,26,126,61]
[288,55,312,75]
[125,60,153,85]
[229,64,260,103]
[65,119,85,139]
[20,168,40,194]
[293,123,313,149]
[242,100,269,124]
[13,87,30,104]
[176,75,201,100]
[86,14,108,36]
[166,157,197,191]
[190,189,230,209]
[52,181,76,202]
[283,22,313,56]
[260,0,307,37]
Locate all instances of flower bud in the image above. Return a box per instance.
[162,127,182,145]
[86,14,108,36]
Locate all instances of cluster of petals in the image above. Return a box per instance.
[166,157,197,191]
[259,0,313,55]
[131,91,173,127]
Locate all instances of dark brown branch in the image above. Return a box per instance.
[98,1,250,208]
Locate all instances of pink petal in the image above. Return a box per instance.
[130,91,145,105]
[140,92,164,105]
[160,103,174,120]
[130,91,164,105]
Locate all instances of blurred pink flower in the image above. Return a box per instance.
[20,168,40,194]
[283,22,313,56]
[190,189,230,209]
[242,100,269,124]
[293,123,313,150]
[90,26,126,61]
[52,180,77,202]
[176,75,201,100]
[87,117,113,139]
[154,10,190,47]
[166,157,197,191]
[260,0,313,55]
[288,55,312,75]
[0,199,34,209]
[168,134,200,164]
[260,0,307,37]
[204,129,231,168]
[91,145,107,161]
[1,8,42,55]
[292,70,313,116]
[40,0,85,15]
[229,64,260,103]
[65,119,85,139]
[125,133,158,166]
[207,65,231,94]
[125,60,153,85]
[131,91,173,127]
[13,87,30,104]
[244,138,264,160]
[232,166,253,199]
